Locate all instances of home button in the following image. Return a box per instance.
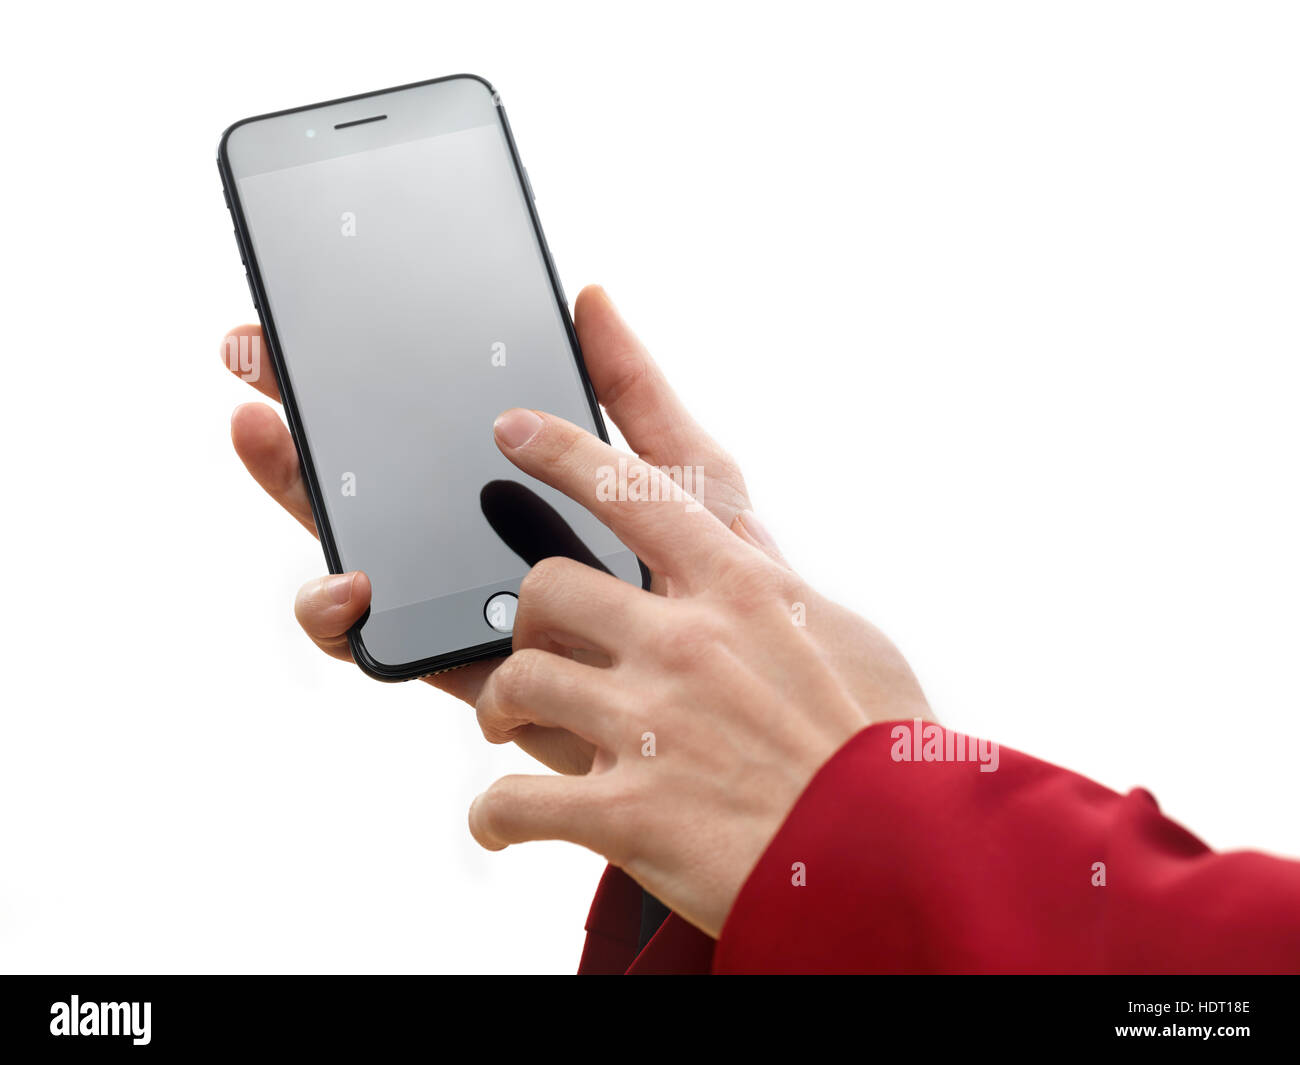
[484,592,519,634]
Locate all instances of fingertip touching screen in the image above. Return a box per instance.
[224,77,642,673]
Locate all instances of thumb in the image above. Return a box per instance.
[573,285,717,469]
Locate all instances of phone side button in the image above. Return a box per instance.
[244,272,258,310]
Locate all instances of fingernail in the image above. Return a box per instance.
[737,510,781,554]
[494,408,543,449]
[325,573,356,605]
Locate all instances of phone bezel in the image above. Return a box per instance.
[217,73,649,681]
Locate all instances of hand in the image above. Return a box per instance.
[222,286,769,773]
[468,409,932,937]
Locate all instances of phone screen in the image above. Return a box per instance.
[223,77,642,673]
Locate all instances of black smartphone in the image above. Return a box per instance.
[218,74,646,681]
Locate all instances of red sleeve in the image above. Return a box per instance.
[578,865,716,974]
[713,721,1300,973]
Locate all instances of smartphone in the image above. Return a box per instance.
[218,75,646,681]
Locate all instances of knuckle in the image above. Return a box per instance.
[764,563,804,603]
[493,648,543,706]
[520,556,569,602]
[474,681,509,742]
[649,605,725,662]
[683,607,727,647]
[474,699,511,744]
[723,550,790,601]
[601,356,651,412]
[642,616,681,660]
[545,423,587,471]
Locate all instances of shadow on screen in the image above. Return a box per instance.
[479,479,613,575]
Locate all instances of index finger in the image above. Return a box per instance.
[492,408,735,585]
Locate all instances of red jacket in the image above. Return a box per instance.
[578,722,1300,974]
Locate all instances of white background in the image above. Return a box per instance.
[1,1,1297,973]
